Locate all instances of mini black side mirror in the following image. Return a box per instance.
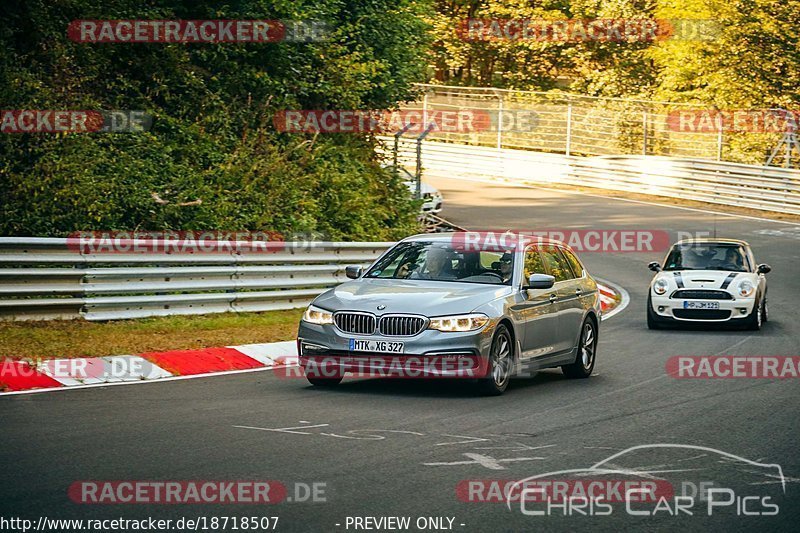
[757,263,772,274]
[648,261,662,272]
[523,273,555,290]
[345,265,363,279]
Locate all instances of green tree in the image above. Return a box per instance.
[0,0,431,239]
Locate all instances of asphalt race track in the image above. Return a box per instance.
[2,176,799,532]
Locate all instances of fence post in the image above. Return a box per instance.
[497,93,504,150]
[716,119,724,161]
[566,101,572,156]
[422,92,428,128]
[642,110,648,155]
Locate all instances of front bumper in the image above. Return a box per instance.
[650,293,755,322]
[297,319,495,378]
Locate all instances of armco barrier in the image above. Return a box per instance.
[381,137,800,215]
[0,239,392,321]
[0,237,623,322]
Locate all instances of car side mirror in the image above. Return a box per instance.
[524,273,555,290]
[345,265,363,279]
[757,263,771,274]
[648,261,662,272]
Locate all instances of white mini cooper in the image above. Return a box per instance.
[647,239,771,330]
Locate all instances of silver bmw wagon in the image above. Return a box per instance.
[297,233,602,395]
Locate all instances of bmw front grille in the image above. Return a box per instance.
[378,315,427,336]
[333,312,376,335]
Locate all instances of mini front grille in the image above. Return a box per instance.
[673,309,731,320]
[333,312,376,334]
[672,289,733,300]
[378,315,427,336]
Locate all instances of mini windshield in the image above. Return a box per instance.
[663,243,749,272]
[364,241,514,285]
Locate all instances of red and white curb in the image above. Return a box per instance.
[596,279,628,320]
[0,342,299,396]
[0,281,626,396]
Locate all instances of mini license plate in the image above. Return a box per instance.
[683,301,720,310]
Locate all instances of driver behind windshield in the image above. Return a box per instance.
[722,247,745,270]
[410,247,456,280]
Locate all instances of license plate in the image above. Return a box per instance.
[349,339,405,353]
[683,301,720,310]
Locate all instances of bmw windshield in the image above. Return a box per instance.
[364,242,514,285]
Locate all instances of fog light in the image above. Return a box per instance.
[739,308,747,315]
[301,342,327,354]
[658,306,665,312]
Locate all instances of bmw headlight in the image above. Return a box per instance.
[428,313,489,332]
[653,277,669,295]
[737,279,755,297]
[302,304,334,325]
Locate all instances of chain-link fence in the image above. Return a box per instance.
[403,84,798,167]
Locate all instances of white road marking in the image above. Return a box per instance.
[424,453,547,470]
[475,443,557,452]
[318,429,426,440]
[435,434,492,446]
[233,423,330,435]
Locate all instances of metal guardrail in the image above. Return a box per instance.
[0,239,393,321]
[383,138,800,216]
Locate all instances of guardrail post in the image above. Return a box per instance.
[565,100,573,157]
[716,120,724,161]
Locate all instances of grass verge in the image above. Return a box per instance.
[0,309,303,361]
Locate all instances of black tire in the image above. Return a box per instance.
[562,317,598,379]
[762,292,769,323]
[744,297,763,331]
[477,324,513,396]
[306,376,343,387]
[646,294,662,330]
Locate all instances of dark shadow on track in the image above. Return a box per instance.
[298,369,604,399]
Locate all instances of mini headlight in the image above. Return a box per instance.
[737,279,755,297]
[653,278,669,295]
[302,304,334,325]
[428,313,489,332]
